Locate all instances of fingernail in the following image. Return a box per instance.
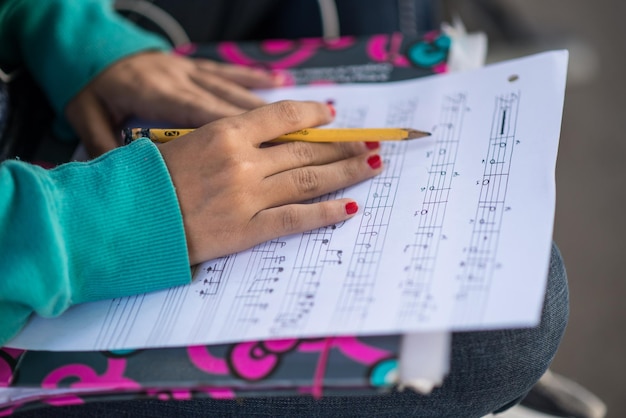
[345,201,359,215]
[327,103,336,118]
[367,154,382,169]
[365,141,380,150]
[271,71,287,86]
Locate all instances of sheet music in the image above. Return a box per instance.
[8,51,568,351]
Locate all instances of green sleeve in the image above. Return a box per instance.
[0,139,191,346]
[0,0,171,116]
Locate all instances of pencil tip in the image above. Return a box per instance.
[405,129,432,140]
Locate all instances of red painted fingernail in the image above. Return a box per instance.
[345,201,359,215]
[365,141,380,150]
[271,71,286,86]
[367,154,382,169]
[327,103,336,117]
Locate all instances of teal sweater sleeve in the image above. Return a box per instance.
[0,140,191,346]
[0,0,171,117]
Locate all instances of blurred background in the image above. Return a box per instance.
[448,1,626,416]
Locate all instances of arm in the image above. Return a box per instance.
[0,140,191,345]
[0,0,283,157]
[0,0,171,117]
[0,101,383,347]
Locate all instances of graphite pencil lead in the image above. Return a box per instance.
[404,129,432,140]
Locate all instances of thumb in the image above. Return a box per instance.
[65,90,120,158]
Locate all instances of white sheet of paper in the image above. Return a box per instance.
[7,51,568,352]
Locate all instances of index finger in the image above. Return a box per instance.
[207,100,334,146]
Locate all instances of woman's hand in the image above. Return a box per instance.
[158,100,383,265]
[65,52,282,157]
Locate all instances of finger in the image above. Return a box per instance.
[65,92,120,157]
[189,72,267,110]
[207,100,334,146]
[261,152,383,208]
[248,199,360,245]
[132,86,248,126]
[195,59,281,88]
[260,140,374,175]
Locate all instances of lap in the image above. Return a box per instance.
[13,244,568,418]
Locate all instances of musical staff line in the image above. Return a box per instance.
[395,93,468,326]
[270,193,345,335]
[331,98,418,328]
[455,91,520,323]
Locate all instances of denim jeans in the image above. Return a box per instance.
[14,243,569,418]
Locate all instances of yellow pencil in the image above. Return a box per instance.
[123,127,430,145]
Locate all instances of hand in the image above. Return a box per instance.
[65,52,282,157]
[158,101,383,265]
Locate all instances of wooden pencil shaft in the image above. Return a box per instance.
[123,127,430,144]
